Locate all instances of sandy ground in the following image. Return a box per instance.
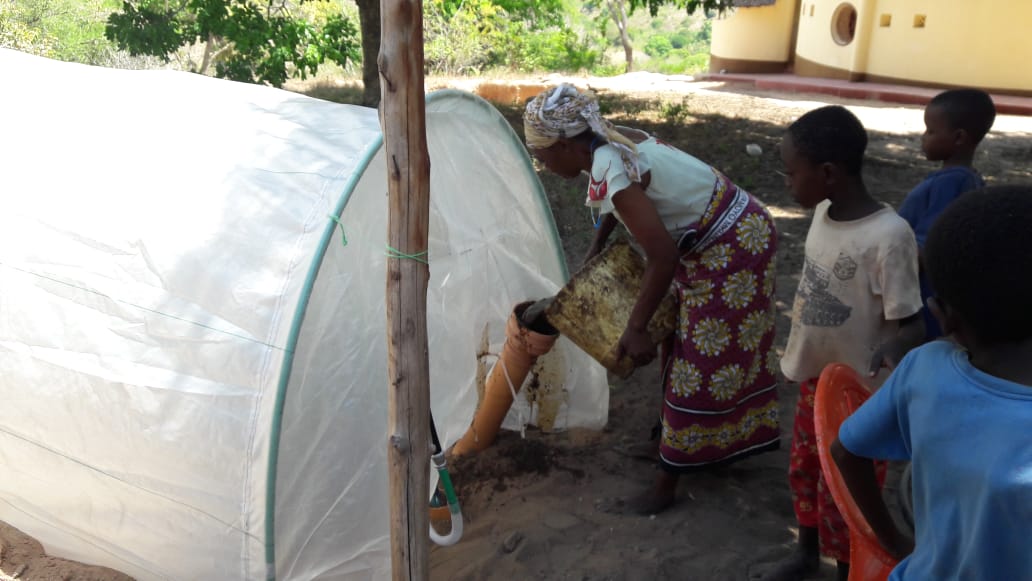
[3,73,1029,580]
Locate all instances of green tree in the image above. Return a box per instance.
[424,0,501,74]
[605,0,633,72]
[105,0,360,87]
[0,1,51,56]
[643,34,671,58]
[629,0,733,17]
[353,0,378,106]
[587,0,726,73]
[1,0,124,64]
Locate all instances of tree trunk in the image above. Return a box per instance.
[379,0,430,578]
[356,0,382,106]
[606,0,633,73]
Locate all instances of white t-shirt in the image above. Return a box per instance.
[586,138,715,239]
[780,201,922,382]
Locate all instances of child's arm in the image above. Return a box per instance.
[868,312,925,377]
[583,213,619,266]
[831,439,914,560]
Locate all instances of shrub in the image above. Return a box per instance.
[643,34,672,58]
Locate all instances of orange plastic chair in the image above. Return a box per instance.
[814,363,899,581]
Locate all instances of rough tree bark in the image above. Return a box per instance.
[606,0,634,73]
[356,0,382,106]
[380,0,431,577]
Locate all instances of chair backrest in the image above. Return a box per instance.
[814,363,898,580]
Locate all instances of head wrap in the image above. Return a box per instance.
[523,84,641,182]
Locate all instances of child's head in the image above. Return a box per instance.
[523,84,640,180]
[925,185,1032,346]
[921,89,996,161]
[780,105,868,208]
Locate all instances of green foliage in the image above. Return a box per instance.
[628,0,734,17]
[591,62,625,77]
[492,0,565,27]
[4,0,711,79]
[0,1,51,56]
[643,35,672,58]
[424,0,599,75]
[1,0,124,64]
[500,22,599,72]
[656,49,708,74]
[424,0,501,74]
[660,98,691,123]
[696,17,712,43]
[104,0,360,87]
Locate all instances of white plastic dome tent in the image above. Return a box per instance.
[0,49,607,580]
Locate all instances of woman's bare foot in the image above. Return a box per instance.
[628,471,678,515]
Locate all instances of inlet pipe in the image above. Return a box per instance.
[428,452,463,546]
[450,302,559,456]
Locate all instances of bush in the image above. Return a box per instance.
[643,35,672,58]
[669,32,690,49]
[656,49,709,75]
[1,0,121,65]
[495,21,599,73]
[591,62,625,77]
[424,0,500,74]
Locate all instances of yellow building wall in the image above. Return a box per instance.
[863,0,1032,92]
[794,0,871,79]
[709,1,799,73]
[794,0,1032,93]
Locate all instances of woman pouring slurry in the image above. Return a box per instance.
[523,84,781,514]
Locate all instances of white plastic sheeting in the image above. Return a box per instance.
[0,49,607,580]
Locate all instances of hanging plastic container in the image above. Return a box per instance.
[544,238,677,378]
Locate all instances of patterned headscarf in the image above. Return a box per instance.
[523,84,641,182]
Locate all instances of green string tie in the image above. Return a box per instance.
[327,216,427,264]
[385,245,429,264]
[327,215,348,248]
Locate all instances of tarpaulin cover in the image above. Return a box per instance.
[0,49,607,580]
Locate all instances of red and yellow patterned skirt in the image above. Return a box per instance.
[659,171,780,472]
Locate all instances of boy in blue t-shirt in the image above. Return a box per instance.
[833,185,1032,581]
[897,89,995,339]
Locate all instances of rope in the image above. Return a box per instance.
[385,245,428,264]
[493,345,528,439]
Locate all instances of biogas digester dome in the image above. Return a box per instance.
[0,49,607,580]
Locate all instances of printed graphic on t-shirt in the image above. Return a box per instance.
[798,257,852,327]
[832,253,858,280]
[588,162,611,202]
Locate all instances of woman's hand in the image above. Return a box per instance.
[616,325,657,368]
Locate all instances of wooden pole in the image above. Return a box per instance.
[379,0,431,579]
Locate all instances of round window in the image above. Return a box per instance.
[831,3,858,46]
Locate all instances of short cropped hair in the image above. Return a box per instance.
[925,185,1032,344]
[786,106,868,175]
[928,89,996,143]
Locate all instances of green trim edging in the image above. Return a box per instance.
[426,89,569,279]
[262,131,384,580]
[263,89,568,580]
